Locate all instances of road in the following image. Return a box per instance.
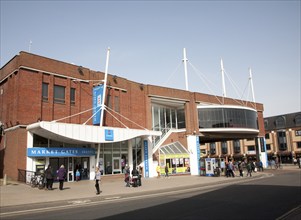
[1,170,300,220]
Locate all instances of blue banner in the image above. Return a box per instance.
[93,85,104,125]
[196,136,201,175]
[143,140,149,178]
[27,147,96,157]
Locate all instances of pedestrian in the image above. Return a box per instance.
[297,158,301,168]
[75,169,80,182]
[95,167,101,195]
[165,165,169,178]
[246,161,252,177]
[228,161,235,177]
[258,160,264,172]
[156,165,161,178]
[124,164,130,187]
[238,161,244,177]
[57,164,66,190]
[45,165,54,190]
[131,167,139,187]
[137,166,142,186]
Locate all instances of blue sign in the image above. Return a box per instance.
[143,140,149,178]
[27,147,96,157]
[196,136,201,175]
[93,85,104,125]
[105,129,114,141]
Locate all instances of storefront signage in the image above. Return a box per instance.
[27,147,96,157]
[143,140,149,178]
[105,129,114,141]
[92,85,104,125]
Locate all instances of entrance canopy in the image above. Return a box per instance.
[27,121,161,144]
[160,141,190,157]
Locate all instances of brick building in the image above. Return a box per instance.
[0,51,265,181]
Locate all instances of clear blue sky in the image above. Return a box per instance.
[1,1,300,117]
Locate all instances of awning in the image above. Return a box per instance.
[27,121,161,144]
[159,141,189,158]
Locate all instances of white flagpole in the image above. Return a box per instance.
[183,48,189,91]
[100,47,110,127]
[97,47,110,169]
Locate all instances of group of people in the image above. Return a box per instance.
[124,164,142,187]
[224,160,263,178]
[44,164,67,191]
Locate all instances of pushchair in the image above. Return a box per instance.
[130,175,138,187]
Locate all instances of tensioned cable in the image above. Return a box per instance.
[222,69,248,106]
[105,105,149,131]
[163,61,182,86]
[51,107,95,123]
[104,107,129,129]
[188,61,223,105]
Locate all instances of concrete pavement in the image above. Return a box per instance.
[0,165,298,208]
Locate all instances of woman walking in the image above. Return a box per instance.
[57,165,66,190]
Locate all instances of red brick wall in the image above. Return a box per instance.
[2,128,27,181]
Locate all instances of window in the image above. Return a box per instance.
[275,116,285,129]
[42,83,48,101]
[297,142,301,149]
[177,108,186,129]
[265,133,270,139]
[209,142,216,155]
[277,131,287,151]
[248,146,255,151]
[296,130,301,136]
[295,114,301,126]
[221,141,228,154]
[233,140,241,153]
[264,120,268,129]
[198,107,258,129]
[70,88,75,105]
[107,95,112,109]
[266,144,271,150]
[54,85,65,104]
[114,96,119,112]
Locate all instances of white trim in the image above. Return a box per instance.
[197,104,257,112]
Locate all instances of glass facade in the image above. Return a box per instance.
[198,106,258,129]
[152,105,186,130]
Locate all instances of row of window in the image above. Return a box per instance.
[264,114,301,129]
[42,83,121,114]
[208,141,301,155]
[42,83,75,105]
[198,107,258,129]
[209,140,243,155]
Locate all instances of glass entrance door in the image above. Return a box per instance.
[68,157,74,182]
[113,158,121,174]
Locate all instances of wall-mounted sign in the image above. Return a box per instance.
[105,129,114,141]
[27,147,96,157]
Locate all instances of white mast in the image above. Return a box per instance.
[221,58,227,98]
[249,67,256,103]
[29,40,32,52]
[183,48,189,91]
[99,47,110,127]
[97,47,110,169]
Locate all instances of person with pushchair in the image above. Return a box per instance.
[124,164,130,187]
[131,167,139,187]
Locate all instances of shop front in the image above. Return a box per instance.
[27,147,96,182]
[159,142,190,175]
[26,121,162,180]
